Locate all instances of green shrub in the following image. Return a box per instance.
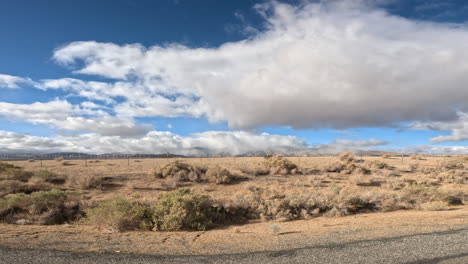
[152,189,227,231]
[85,197,153,232]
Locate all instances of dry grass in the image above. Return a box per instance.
[0,155,466,230]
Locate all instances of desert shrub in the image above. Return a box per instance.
[152,189,231,231]
[205,166,234,184]
[439,157,468,170]
[0,180,30,197]
[239,164,269,176]
[436,170,467,184]
[323,161,369,175]
[397,183,460,206]
[150,161,206,183]
[338,152,354,163]
[261,156,298,175]
[0,163,33,182]
[0,189,82,225]
[0,179,54,197]
[324,161,347,173]
[0,162,16,172]
[232,188,330,221]
[407,163,419,172]
[365,160,392,170]
[420,201,449,211]
[61,161,73,166]
[32,170,66,185]
[67,174,105,190]
[349,175,381,186]
[85,197,153,232]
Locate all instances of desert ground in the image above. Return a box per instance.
[0,154,467,255]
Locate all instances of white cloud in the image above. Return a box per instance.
[0,130,308,155]
[321,138,388,149]
[48,1,468,130]
[0,100,152,137]
[0,131,76,152]
[400,144,468,155]
[411,112,468,143]
[0,74,34,89]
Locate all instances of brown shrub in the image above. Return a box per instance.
[239,164,269,176]
[0,163,33,182]
[436,170,467,184]
[149,161,206,183]
[0,190,82,225]
[61,161,73,166]
[67,175,105,190]
[32,170,66,185]
[338,152,354,163]
[262,156,298,175]
[365,160,392,170]
[205,166,234,184]
[324,161,347,173]
[323,161,369,175]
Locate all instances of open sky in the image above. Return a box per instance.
[1,0,468,155]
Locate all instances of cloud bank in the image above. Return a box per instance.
[49,1,468,131]
[0,130,307,156]
[1,1,468,154]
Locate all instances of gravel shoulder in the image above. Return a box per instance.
[1,227,468,264]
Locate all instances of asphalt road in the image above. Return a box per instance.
[1,228,467,264]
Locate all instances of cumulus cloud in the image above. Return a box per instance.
[411,112,468,143]
[0,130,308,155]
[0,74,34,89]
[0,100,152,137]
[48,1,468,130]
[400,144,468,155]
[0,131,75,152]
[1,0,468,154]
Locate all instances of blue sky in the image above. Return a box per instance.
[1,0,468,155]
